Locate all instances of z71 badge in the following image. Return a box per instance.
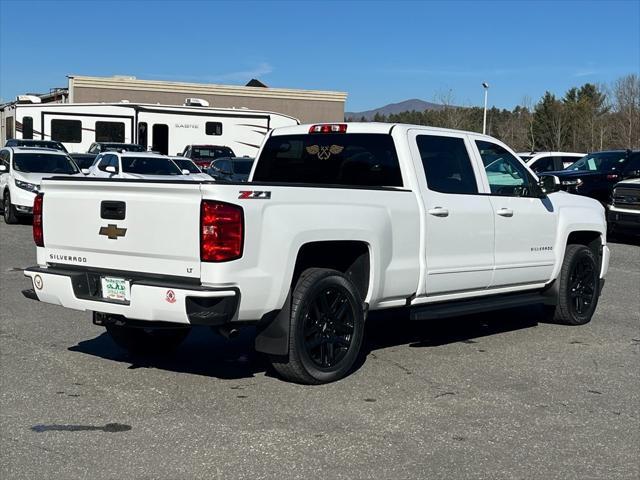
[239,191,271,199]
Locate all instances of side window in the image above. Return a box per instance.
[476,140,538,197]
[0,150,10,169]
[98,154,116,172]
[95,121,125,142]
[213,159,231,172]
[206,122,222,135]
[51,119,82,143]
[623,154,640,174]
[531,156,554,173]
[561,156,578,168]
[22,117,34,139]
[416,135,478,194]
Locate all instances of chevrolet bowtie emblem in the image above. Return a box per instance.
[99,224,127,240]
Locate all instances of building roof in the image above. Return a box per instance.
[68,75,347,103]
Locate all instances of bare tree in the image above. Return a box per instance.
[612,74,640,148]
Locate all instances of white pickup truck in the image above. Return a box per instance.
[23,123,610,384]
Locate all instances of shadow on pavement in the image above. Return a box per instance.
[69,304,543,381]
[608,233,640,247]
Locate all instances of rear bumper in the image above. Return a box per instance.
[23,266,239,326]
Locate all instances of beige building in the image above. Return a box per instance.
[66,75,347,123]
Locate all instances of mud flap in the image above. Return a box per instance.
[254,291,291,356]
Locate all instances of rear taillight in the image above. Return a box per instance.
[33,193,44,247]
[200,200,243,262]
[606,174,619,181]
[309,124,347,134]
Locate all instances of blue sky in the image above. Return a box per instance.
[1,0,638,111]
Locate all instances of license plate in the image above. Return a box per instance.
[101,276,130,301]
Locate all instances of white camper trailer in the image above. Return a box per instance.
[0,100,299,156]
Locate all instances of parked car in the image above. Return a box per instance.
[607,178,640,236]
[23,123,609,384]
[206,156,254,182]
[0,147,81,223]
[181,145,236,169]
[549,150,640,204]
[4,139,68,153]
[85,151,192,180]
[71,143,147,171]
[517,151,584,173]
[169,156,212,181]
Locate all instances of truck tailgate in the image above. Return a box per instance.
[39,179,203,278]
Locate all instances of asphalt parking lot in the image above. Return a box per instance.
[0,221,638,480]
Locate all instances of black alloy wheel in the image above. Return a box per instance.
[568,255,597,316]
[301,285,355,370]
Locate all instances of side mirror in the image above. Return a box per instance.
[0,164,7,172]
[181,169,190,175]
[538,174,561,195]
[177,153,183,157]
[81,168,90,175]
[105,165,118,174]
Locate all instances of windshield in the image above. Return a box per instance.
[233,159,253,175]
[173,159,201,173]
[72,156,96,169]
[13,153,79,174]
[565,152,627,172]
[192,147,235,160]
[121,156,182,175]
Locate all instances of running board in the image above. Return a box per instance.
[410,292,546,321]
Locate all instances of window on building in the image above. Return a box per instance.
[416,135,478,194]
[95,121,125,142]
[22,117,34,139]
[51,119,82,143]
[206,122,223,135]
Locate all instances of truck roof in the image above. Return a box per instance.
[271,122,498,139]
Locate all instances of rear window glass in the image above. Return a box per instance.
[13,153,79,174]
[192,147,235,160]
[121,156,182,175]
[233,159,253,175]
[253,133,403,187]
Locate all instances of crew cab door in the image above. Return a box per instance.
[409,130,494,295]
[471,137,557,287]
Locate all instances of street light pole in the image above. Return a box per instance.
[482,82,489,135]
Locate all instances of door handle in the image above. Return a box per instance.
[428,207,449,217]
[497,208,514,217]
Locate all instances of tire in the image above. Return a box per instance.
[104,319,190,355]
[545,244,600,325]
[269,268,365,385]
[3,191,19,224]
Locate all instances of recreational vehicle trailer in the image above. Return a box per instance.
[0,102,299,156]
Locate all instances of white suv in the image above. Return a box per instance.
[0,147,81,224]
[85,151,195,180]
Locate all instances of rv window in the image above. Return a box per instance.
[95,121,125,143]
[22,117,34,139]
[206,122,223,136]
[6,117,14,140]
[51,119,82,143]
[138,122,148,149]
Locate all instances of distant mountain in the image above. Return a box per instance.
[346,98,444,121]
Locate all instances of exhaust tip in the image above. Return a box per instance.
[217,326,240,339]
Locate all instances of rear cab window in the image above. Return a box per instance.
[253,133,403,187]
[121,156,182,175]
